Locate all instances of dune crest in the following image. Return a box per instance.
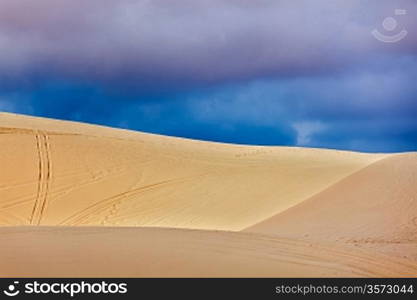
[0,112,383,230]
[246,153,417,261]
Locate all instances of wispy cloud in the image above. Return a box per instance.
[293,121,327,146]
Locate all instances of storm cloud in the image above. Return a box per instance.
[0,0,416,88]
[0,0,416,151]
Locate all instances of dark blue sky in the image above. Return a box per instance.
[0,0,416,152]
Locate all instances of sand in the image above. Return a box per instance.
[1,227,416,277]
[245,153,417,261]
[0,112,384,230]
[0,112,416,277]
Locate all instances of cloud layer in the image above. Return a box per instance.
[0,0,416,88]
[0,0,416,151]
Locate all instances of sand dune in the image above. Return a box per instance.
[0,112,416,277]
[246,153,417,261]
[1,227,416,277]
[0,112,383,230]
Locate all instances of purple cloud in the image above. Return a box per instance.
[0,0,416,90]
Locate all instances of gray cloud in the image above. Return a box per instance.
[0,0,416,90]
[0,0,416,152]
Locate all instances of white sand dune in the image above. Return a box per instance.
[245,153,417,261]
[0,112,384,230]
[1,227,416,277]
[0,112,416,277]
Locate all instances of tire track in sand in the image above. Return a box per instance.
[58,177,193,225]
[30,131,51,225]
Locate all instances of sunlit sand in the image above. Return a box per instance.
[0,112,416,277]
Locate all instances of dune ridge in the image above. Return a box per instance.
[245,153,417,261]
[0,112,384,230]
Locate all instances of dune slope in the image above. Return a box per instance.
[245,153,417,261]
[0,113,383,230]
[1,227,416,277]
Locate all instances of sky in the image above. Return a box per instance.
[0,0,416,152]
